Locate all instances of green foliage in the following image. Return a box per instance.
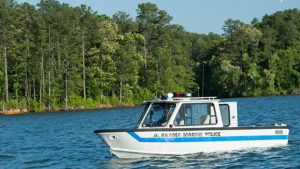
[100,96,110,105]
[206,9,300,97]
[29,99,43,112]
[83,98,99,108]
[110,96,120,105]
[6,99,27,110]
[131,87,156,104]
[0,0,299,113]
[69,94,84,107]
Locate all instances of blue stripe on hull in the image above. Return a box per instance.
[127,132,288,143]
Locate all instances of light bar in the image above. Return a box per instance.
[173,92,192,97]
[184,93,192,97]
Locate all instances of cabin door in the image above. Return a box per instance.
[219,102,238,127]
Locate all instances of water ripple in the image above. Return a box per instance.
[0,95,299,168]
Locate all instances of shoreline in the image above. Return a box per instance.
[1,91,299,115]
[0,103,138,115]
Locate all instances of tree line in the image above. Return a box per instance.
[0,0,299,112]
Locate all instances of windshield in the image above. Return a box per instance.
[142,103,176,127]
[135,103,151,128]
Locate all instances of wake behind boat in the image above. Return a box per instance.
[94,93,290,158]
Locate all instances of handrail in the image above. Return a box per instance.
[191,97,217,100]
[172,96,217,101]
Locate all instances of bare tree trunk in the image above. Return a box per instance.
[125,82,128,99]
[2,94,4,113]
[39,41,45,107]
[202,61,205,97]
[25,73,28,98]
[48,30,51,111]
[155,57,160,82]
[42,71,45,104]
[240,51,246,92]
[119,79,122,104]
[4,41,9,103]
[48,62,51,109]
[143,42,147,84]
[33,80,36,100]
[82,32,86,100]
[25,37,29,99]
[144,42,147,71]
[29,82,31,98]
[100,59,103,101]
[57,38,62,80]
[65,39,69,110]
[28,82,31,108]
[65,70,68,109]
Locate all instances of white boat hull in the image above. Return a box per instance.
[94,126,289,158]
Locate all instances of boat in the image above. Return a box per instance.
[94,93,290,158]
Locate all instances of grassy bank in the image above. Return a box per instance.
[0,96,140,115]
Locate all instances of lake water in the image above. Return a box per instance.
[1,95,299,168]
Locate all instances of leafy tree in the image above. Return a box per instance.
[0,0,299,112]
[16,2,39,108]
[112,11,136,34]
[0,0,17,103]
[75,4,97,100]
[37,0,61,109]
[136,2,173,93]
[87,20,119,101]
[115,33,144,104]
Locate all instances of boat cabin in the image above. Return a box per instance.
[136,93,238,129]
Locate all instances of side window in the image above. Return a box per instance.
[174,103,217,126]
[174,105,186,125]
[220,104,230,126]
[185,104,192,125]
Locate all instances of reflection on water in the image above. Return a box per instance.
[0,95,299,168]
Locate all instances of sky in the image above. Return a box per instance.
[16,0,300,35]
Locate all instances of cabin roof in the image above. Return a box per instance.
[142,96,220,104]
